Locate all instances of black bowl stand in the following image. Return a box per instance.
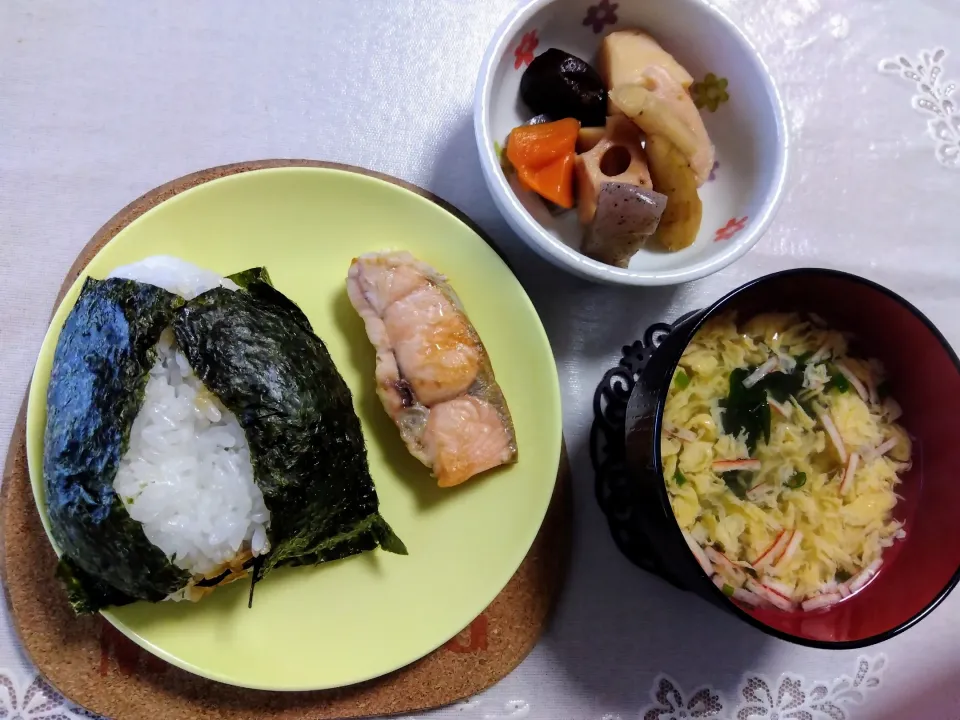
[589,314,697,589]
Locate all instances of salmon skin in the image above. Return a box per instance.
[347,251,517,487]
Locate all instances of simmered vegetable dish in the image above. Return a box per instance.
[503,30,716,267]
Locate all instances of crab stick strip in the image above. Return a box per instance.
[818,411,848,464]
[746,480,770,502]
[753,530,791,569]
[834,361,869,403]
[712,458,762,473]
[810,343,831,364]
[682,530,713,576]
[732,587,764,607]
[762,577,796,599]
[768,396,792,418]
[705,546,746,584]
[801,591,843,612]
[743,357,780,388]
[709,573,768,608]
[863,438,898,463]
[863,437,898,463]
[711,575,765,608]
[846,559,883,593]
[746,579,796,611]
[773,530,803,569]
[839,452,860,496]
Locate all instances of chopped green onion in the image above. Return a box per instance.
[835,569,852,583]
[795,351,813,365]
[826,368,850,393]
[674,369,691,389]
[786,471,807,489]
[673,468,687,486]
[721,583,736,597]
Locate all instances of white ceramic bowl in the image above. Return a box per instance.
[474,0,789,286]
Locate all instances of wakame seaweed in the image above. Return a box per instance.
[44,278,191,613]
[720,368,771,453]
[720,362,808,453]
[720,349,864,454]
[172,268,406,586]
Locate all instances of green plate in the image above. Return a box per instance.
[25,166,562,691]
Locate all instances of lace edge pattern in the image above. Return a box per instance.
[880,48,960,168]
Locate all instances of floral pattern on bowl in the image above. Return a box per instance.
[692,72,731,111]
[714,215,748,241]
[513,30,539,69]
[583,0,618,34]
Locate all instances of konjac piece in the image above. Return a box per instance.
[582,182,668,267]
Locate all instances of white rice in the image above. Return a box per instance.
[109,255,239,300]
[110,257,269,578]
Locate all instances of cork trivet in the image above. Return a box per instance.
[0,161,571,720]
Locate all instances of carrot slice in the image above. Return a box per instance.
[517,152,575,208]
[506,118,580,173]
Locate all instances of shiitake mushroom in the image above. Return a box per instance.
[520,48,607,127]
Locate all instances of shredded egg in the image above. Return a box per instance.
[662,313,909,608]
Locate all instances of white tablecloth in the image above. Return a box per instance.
[2,1,960,718]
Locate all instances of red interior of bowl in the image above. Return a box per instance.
[716,271,960,644]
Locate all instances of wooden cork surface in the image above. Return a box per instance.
[0,161,571,720]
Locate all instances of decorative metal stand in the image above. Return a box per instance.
[590,315,695,587]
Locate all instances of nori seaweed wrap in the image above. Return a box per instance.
[173,268,407,577]
[45,278,191,612]
[43,260,405,614]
